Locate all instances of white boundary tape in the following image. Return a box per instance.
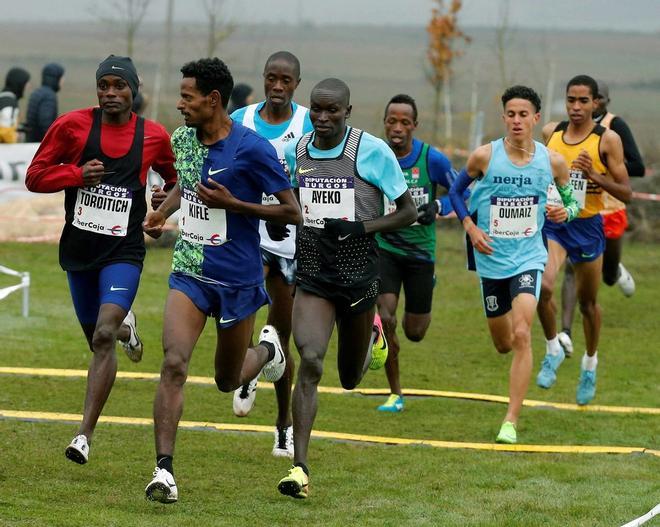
[620,504,660,527]
[0,265,30,316]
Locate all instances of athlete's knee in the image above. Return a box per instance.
[298,351,324,385]
[403,326,427,342]
[91,324,118,352]
[160,350,189,386]
[491,333,512,354]
[539,281,554,303]
[578,298,598,318]
[380,312,397,334]
[512,326,531,350]
[214,374,239,393]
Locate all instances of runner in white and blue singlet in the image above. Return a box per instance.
[230,52,314,458]
[449,85,578,445]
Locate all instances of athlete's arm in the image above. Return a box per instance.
[198,179,301,225]
[143,184,182,239]
[453,145,493,255]
[363,189,417,234]
[610,117,645,178]
[574,130,631,203]
[541,121,558,144]
[546,150,575,223]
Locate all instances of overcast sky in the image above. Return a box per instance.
[3,0,660,32]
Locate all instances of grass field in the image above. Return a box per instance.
[0,227,658,526]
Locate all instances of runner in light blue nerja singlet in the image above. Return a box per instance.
[468,138,554,279]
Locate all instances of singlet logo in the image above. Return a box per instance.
[281,131,295,142]
[492,174,532,186]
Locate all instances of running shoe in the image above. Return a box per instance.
[377,394,404,412]
[259,325,286,382]
[369,313,388,370]
[65,434,89,464]
[557,331,574,358]
[617,263,635,297]
[120,310,143,363]
[232,378,258,417]
[495,421,517,444]
[278,465,308,499]
[536,347,565,389]
[272,425,294,458]
[145,467,178,503]
[576,368,597,406]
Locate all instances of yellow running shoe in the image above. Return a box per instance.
[496,421,517,444]
[369,313,388,370]
[278,465,309,499]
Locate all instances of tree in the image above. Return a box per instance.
[494,0,515,90]
[426,0,470,145]
[201,0,236,57]
[95,0,152,57]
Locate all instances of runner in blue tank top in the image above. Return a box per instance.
[449,85,578,445]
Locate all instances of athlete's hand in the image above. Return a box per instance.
[197,178,237,210]
[81,159,105,187]
[466,223,493,255]
[150,185,168,210]
[265,221,290,241]
[323,218,365,240]
[545,204,568,223]
[572,149,594,179]
[143,211,165,239]
[416,200,439,225]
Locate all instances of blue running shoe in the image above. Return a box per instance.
[576,368,597,405]
[536,348,565,389]
[377,394,404,413]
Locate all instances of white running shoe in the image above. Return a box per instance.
[557,331,574,358]
[232,377,258,417]
[272,425,294,458]
[65,434,89,464]
[259,325,286,382]
[145,467,178,503]
[120,310,143,363]
[617,263,635,297]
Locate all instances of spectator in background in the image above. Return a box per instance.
[0,67,31,143]
[227,82,253,114]
[25,62,65,142]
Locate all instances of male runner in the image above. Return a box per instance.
[449,85,578,443]
[536,75,631,405]
[25,55,177,464]
[276,78,417,499]
[558,79,645,354]
[142,58,301,503]
[376,93,457,413]
[230,51,313,457]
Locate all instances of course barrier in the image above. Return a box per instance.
[0,265,30,317]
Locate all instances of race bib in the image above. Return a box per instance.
[489,196,538,238]
[299,173,355,228]
[72,184,132,237]
[384,186,428,226]
[569,169,587,208]
[179,187,227,246]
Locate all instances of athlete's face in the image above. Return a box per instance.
[309,89,351,146]
[263,59,300,110]
[565,84,595,126]
[177,77,218,128]
[97,75,133,116]
[502,98,539,140]
[384,103,417,154]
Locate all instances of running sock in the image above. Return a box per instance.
[261,340,276,362]
[546,336,562,356]
[294,462,309,476]
[581,352,598,371]
[157,454,174,475]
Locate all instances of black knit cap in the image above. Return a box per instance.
[95,55,139,98]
